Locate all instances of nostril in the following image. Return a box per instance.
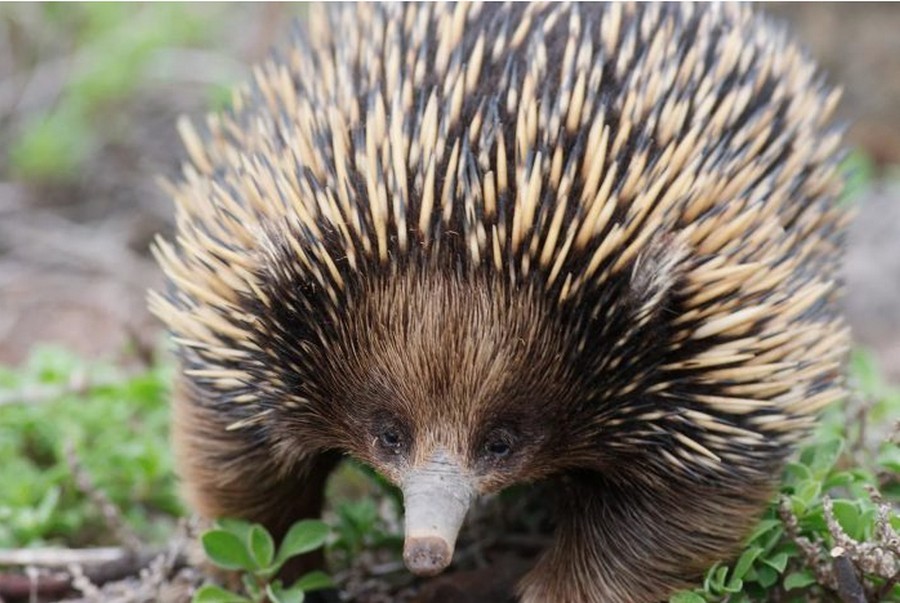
[403,535,453,576]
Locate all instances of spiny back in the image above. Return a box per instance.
[151,3,848,467]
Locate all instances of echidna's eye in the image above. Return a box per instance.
[378,429,403,454]
[485,439,511,458]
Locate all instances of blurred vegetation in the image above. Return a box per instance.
[0,347,179,548]
[1,4,239,182]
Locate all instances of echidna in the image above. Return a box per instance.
[150,4,850,602]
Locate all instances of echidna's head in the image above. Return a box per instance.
[193,214,706,576]
[250,262,608,576]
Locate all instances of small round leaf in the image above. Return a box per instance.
[201,529,257,571]
[249,524,275,568]
[784,570,817,591]
[274,520,330,568]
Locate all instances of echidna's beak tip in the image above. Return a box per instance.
[400,449,475,577]
[403,535,454,576]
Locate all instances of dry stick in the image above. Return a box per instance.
[0,549,128,567]
[3,522,196,603]
[830,548,867,603]
[866,486,900,600]
[68,564,102,601]
[847,391,870,465]
[0,569,70,602]
[778,496,836,591]
[64,442,144,554]
[0,549,158,601]
[0,210,155,288]
[0,548,159,576]
[137,516,198,600]
[54,442,144,598]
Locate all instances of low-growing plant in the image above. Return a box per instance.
[670,350,900,602]
[0,345,180,547]
[194,518,332,603]
[325,461,404,568]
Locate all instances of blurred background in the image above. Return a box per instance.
[1,3,899,378]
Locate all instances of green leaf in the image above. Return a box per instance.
[266,580,305,603]
[669,592,705,603]
[782,461,812,485]
[723,577,743,593]
[292,570,333,592]
[761,551,789,574]
[839,151,875,204]
[783,570,817,591]
[849,348,880,392]
[9,108,92,181]
[216,518,254,541]
[746,519,781,544]
[793,479,821,508]
[731,546,762,581]
[201,529,257,571]
[830,500,862,540]
[756,564,779,588]
[192,584,252,603]
[249,524,275,569]
[707,565,729,593]
[274,520,330,568]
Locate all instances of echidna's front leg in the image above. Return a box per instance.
[517,473,774,603]
[172,378,339,578]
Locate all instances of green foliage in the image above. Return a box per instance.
[194,518,332,603]
[670,349,900,602]
[329,497,404,565]
[0,346,180,547]
[325,461,404,569]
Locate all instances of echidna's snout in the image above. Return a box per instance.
[401,449,475,576]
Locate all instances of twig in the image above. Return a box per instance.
[0,547,135,567]
[0,547,166,599]
[138,515,198,599]
[68,563,102,600]
[0,210,155,287]
[64,442,144,553]
[778,496,835,590]
[0,568,70,602]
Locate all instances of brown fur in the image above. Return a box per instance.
[153,4,849,601]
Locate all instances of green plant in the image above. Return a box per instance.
[324,461,403,568]
[0,345,179,547]
[670,349,900,602]
[194,518,333,603]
